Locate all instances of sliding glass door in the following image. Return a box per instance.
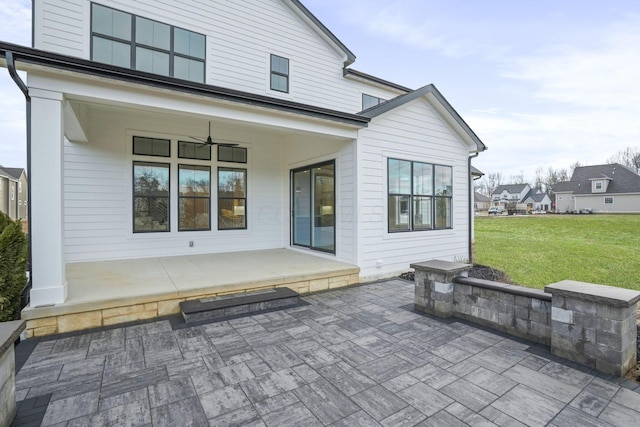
[292,161,335,253]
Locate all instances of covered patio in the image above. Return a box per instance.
[21,249,359,338]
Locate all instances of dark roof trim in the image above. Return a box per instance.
[471,166,484,177]
[359,84,486,152]
[343,68,412,93]
[289,0,356,67]
[0,42,369,128]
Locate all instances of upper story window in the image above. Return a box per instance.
[91,3,206,83]
[270,54,289,93]
[595,181,602,190]
[362,94,384,110]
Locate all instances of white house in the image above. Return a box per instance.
[491,184,531,207]
[523,188,552,212]
[1,0,485,333]
[554,164,640,213]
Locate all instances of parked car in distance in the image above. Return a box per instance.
[488,206,505,215]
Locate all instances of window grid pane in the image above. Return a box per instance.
[388,159,411,194]
[178,165,210,231]
[133,162,170,232]
[133,137,170,157]
[218,168,247,229]
[178,141,211,160]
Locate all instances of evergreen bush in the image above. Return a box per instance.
[0,212,28,321]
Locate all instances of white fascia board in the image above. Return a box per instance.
[28,72,361,140]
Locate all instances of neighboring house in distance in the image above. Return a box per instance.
[474,192,491,211]
[554,163,640,213]
[0,165,28,221]
[0,0,485,311]
[492,184,531,207]
[523,187,552,212]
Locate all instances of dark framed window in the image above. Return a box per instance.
[388,158,452,232]
[178,165,210,231]
[604,197,614,204]
[362,94,384,110]
[218,168,247,230]
[133,161,170,232]
[270,54,289,93]
[133,136,171,157]
[218,146,247,163]
[91,3,206,83]
[178,141,211,160]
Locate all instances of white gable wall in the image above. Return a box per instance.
[356,98,472,279]
[33,0,405,114]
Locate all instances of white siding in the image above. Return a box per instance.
[63,108,285,262]
[283,137,357,264]
[356,98,473,279]
[34,0,406,113]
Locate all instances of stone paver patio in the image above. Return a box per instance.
[12,279,640,426]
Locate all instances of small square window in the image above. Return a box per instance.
[218,146,247,163]
[362,94,384,110]
[604,197,614,204]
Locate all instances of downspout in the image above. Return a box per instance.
[468,151,479,263]
[6,51,33,308]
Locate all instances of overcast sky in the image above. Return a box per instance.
[1,0,639,183]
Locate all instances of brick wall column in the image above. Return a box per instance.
[545,280,640,377]
[411,260,472,318]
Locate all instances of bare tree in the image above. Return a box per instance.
[486,172,503,196]
[534,167,544,190]
[607,146,640,173]
[509,171,527,185]
[543,166,569,196]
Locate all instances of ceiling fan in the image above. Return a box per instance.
[188,121,238,147]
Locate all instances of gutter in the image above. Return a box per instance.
[6,51,32,310]
[0,42,369,128]
[468,151,480,263]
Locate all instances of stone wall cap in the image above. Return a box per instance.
[410,260,472,274]
[455,277,552,301]
[545,280,640,307]
[0,320,25,355]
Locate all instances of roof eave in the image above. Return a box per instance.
[0,41,369,128]
[359,84,487,152]
[288,0,356,67]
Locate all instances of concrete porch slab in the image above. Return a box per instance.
[21,249,360,337]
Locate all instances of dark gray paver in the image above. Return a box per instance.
[397,382,454,417]
[491,385,565,427]
[350,385,408,421]
[12,279,640,427]
[150,396,208,427]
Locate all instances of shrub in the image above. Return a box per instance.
[0,212,28,321]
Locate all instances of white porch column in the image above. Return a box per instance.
[29,89,67,306]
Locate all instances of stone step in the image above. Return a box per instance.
[180,288,300,323]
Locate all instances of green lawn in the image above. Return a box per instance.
[474,214,640,290]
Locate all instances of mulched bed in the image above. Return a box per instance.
[400,264,514,284]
